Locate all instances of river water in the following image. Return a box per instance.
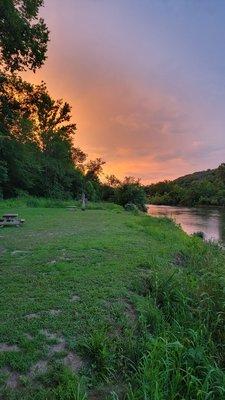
[147,204,225,244]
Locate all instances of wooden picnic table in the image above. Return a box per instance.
[0,214,25,227]
[3,214,19,219]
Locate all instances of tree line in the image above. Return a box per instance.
[145,164,225,207]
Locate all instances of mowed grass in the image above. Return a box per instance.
[0,201,224,399]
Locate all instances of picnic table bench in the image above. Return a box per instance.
[0,214,25,227]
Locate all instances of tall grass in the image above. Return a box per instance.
[75,238,225,399]
[0,196,123,211]
[124,237,225,399]
[0,196,74,209]
[79,329,115,381]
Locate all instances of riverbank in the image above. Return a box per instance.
[0,200,224,399]
[148,204,225,243]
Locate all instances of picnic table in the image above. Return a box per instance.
[0,214,25,227]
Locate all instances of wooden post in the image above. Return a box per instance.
[81,192,86,211]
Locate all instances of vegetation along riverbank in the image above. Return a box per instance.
[0,199,224,399]
[145,163,225,207]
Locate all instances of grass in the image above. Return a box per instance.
[0,196,121,211]
[0,199,224,399]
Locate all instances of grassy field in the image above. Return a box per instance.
[0,199,224,399]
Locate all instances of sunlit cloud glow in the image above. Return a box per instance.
[24,0,225,183]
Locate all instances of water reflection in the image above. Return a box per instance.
[148,205,225,243]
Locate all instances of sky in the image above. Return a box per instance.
[24,0,225,183]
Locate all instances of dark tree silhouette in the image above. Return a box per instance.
[0,0,49,72]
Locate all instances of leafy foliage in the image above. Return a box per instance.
[103,176,148,211]
[0,76,148,209]
[146,165,225,206]
[116,183,147,211]
[0,72,84,198]
[0,0,49,72]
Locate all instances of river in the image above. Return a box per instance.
[147,204,225,244]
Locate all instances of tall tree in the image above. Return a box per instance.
[0,0,49,72]
[0,73,82,198]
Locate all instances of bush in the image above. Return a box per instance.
[116,184,147,212]
[124,202,140,213]
[192,231,205,239]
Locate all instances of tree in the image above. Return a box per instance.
[72,147,87,172]
[0,160,8,197]
[85,180,99,201]
[72,147,87,165]
[145,180,172,197]
[0,73,84,198]
[85,157,105,182]
[106,174,121,188]
[116,181,147,212]
[0,74,76,147]
[123,176,141,185]
[217,163,225,184]
[0,0,49,72]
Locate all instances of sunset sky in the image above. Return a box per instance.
[24,0,225,183]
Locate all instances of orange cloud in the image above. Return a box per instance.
[22,1,224,183]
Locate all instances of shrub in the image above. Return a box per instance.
[192,231,205,239]
[116,184,147,212]
[124,202,139,213]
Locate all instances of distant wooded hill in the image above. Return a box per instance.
[145,164,225,207]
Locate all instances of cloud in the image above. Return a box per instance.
[23,0,225,183]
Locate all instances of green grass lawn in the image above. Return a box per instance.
[0,201,224,399]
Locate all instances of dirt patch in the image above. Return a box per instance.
[24,333,33,340]
[48,341,66,355]
[0,343,19,352]
[26,310,61,319]
[40,329,60,341]
[70,294,80,302]
[11,250,30,256]
[63,351,84,372]
[124,302,137,322]
[1,367,21,389]
[7,371,21,389]
[40,329,66,355]
[48,309,61,316]
[61,257,73,262]
[48,260,57,266]
[26,312,41,320]
[28,360,48,377]
[47,254,73,266]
